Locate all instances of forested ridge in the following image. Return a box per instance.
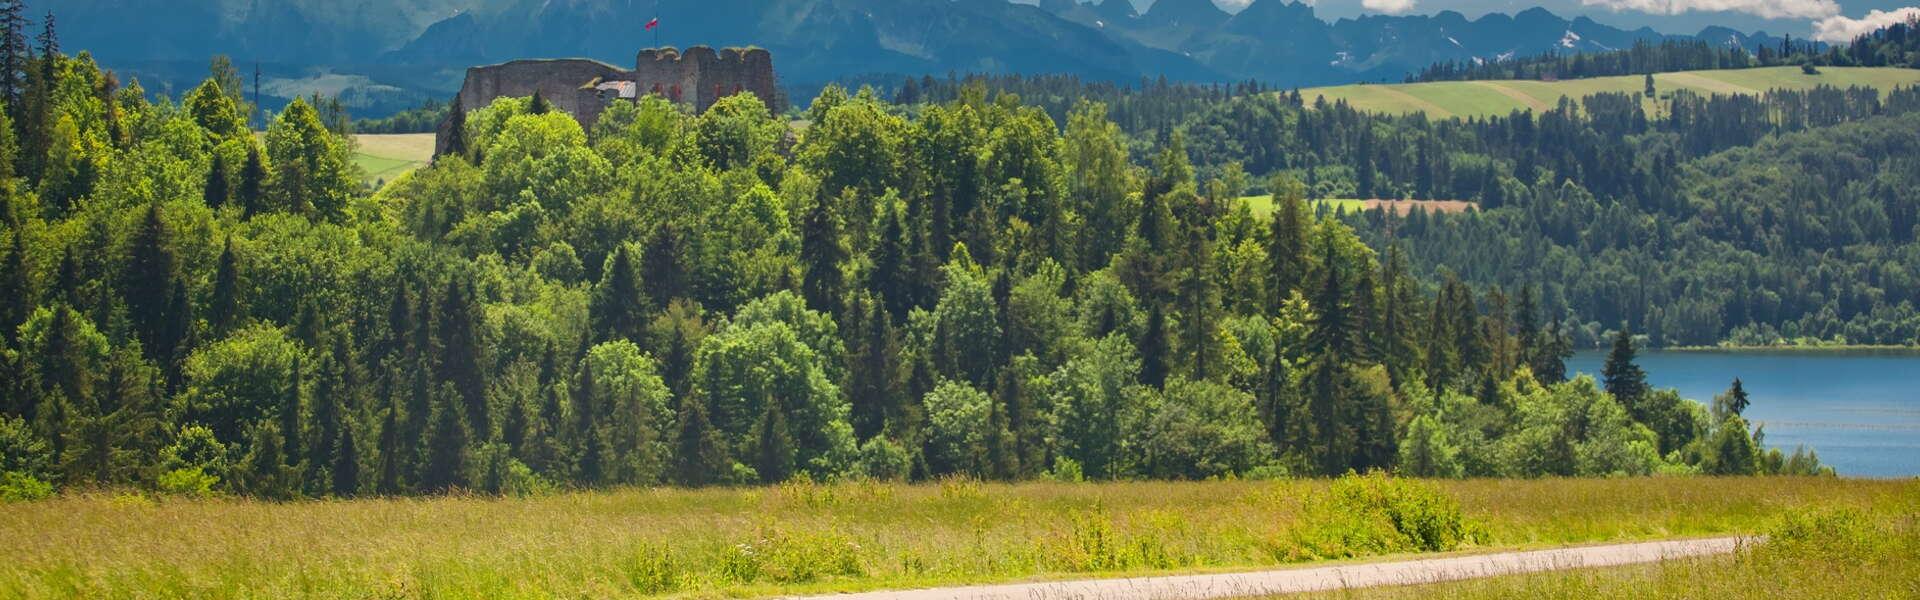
[1411,16,1920,83]
[0,20,1850,499]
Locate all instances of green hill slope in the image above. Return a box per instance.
[1301,67,1920,118]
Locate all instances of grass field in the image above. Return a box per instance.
[0,477,1909,599]
[352,133,435,186]
[1293,500,1919,599]
[1301,66,1920,119]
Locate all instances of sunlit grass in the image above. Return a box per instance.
[1302,66,1920,118]
[1,477,1908,598]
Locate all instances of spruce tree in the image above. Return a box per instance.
[208,237,240,336]
[1140,303,1169,389]
[437,282,489,437]
[123,203,177,363]
[202,153,229,209]
[800,193,846,318]
[529,91,551,115]
[1714,378,1751,421]
[752,401,795,484]
[589,246,646,343]
[1265,177,1310,308]
[671,397,729,486]
[440,98,469,159]
[421,384,469,493]
[0,226,26,339]
[331,422,359,497]
[237,145,265,217]
[0,0,25,128]
[871,204,911,320]
[376,394,402,495]
[1603,327,1648,411]
[640,224,688,308]
[576,412,606,487]
[279,356,303,469]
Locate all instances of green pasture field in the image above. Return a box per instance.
[1301,66,1920,119]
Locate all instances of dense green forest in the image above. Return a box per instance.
[1411,17,1920,82]
[897,72,1920,347]
[0,18,1847,498]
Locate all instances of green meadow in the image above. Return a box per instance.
[351,133,436,186]
[1300,66,1920,118]
[1,477,1908,599]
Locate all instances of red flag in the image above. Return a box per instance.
[645,17,659,31]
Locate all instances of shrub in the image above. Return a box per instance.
[855,437,911,481]
[1762,508,1877,561]
[623,544,682,594]
[719,527,865,584]
[1040,510,1181,572]
[0,471,54,502]
[156,467,221,498]
[1277,473,1477,560]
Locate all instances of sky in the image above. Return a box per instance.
[1109,0,1920,40]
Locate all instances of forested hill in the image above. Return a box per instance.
[1411,15,1920,83]
[0,37,1840,500]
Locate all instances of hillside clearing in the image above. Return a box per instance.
[1240,196,1475,218]
[1301,66,1920,118]
[352,133,435,186]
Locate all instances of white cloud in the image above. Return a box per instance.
[1813,7,1920,42]
[1214,0,1255,10]
[1578,0,1841,20]
[1363,0,1418,15]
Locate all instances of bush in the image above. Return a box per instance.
[623,544,683,594]
[1763,508,1877,561]
[156,467,220,498]
[855,437,911,481]
[1040,510,1181,572]
[719,527,865,584]
[1278,473,1477,560]
[0,471,54,503]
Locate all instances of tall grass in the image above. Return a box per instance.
[1,477,1910,598]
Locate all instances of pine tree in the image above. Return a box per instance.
[1266,176,1310,309]
[1714,378,1751,421]
[437,282,489,437]
[589,246,646,343]
[800,193,846,318]
[1140,303,1169,388]
[0,0,25,129]
[1602,327,1648,411]
[279,356,304,469]
[202,153,229,209]
[871,204,912,320]
[752,401,795,484]
[640,224,688,308]
[237,145,265,218]
[331,422,359,497]
[529,91,552,115]
[421,384,469,493]
[208,237,239,336]
[671,397,730,486]
[440,98,469,159]
[123,203,177,363]
[1515,285,1540,371]
[376,394,402,495]
[0,225,27,339]
[845,295,895,440]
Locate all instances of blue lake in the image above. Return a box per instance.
[1566,350,1920,478]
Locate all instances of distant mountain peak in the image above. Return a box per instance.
[1144,0,1229,29]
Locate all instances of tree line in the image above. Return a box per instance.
[1410,17,1920,83]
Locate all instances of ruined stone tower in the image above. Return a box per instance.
[436,46,783,156]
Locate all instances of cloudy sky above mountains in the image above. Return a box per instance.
[1119,0,1919,40]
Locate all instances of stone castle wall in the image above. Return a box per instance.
[436,47,782,157]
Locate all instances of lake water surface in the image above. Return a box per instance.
[1566,350,1920,478]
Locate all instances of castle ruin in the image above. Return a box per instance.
[436,46,783,156]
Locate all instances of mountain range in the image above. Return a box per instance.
[52,0,1789,116]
